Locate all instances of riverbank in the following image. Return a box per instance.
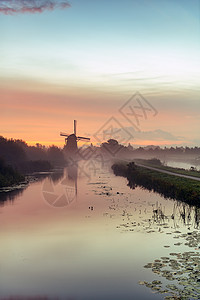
[112,162,200,206]
[0,159,55,190]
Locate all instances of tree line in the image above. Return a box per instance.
[0,136,67,187]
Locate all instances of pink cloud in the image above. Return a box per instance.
[0,0,71,14]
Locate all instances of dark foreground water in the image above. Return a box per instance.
[0,161,199,300]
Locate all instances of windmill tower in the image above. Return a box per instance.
[60,120,90,154]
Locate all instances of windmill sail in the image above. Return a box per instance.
[74,120,77,135]
[77,136,90,141]
[60,132,69,137]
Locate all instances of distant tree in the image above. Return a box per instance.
[47,145,65,164]
[127,143,133,151]
[0,136,26,163]
[25,145,46,161]
[107,139,119,146]
[147,158,162,166]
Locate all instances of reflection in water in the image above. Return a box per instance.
[195,207,200,228]
[42,165,78,207]
[0,169,64,206]
[152,207,167,225]
[1,162,200,299]
[149,200,200,230]
[123,165,200,228]
[66,163,78,196]
[0,188,25,206]
[48,169,64,183]
[172,202,200,230]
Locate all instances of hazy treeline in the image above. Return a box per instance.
[1,135,200,187]
[0,136,66,174]
[99,140,200,165]
[130,145,200,158]
[0,136,67,187]
[1,136,200,167]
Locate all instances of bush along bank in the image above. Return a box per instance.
[112,162,200,207]
[0,158,25,188]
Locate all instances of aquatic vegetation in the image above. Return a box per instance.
[140,231,200,299]
[89,165,200,299]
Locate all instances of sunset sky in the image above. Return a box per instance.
[1,0,200,147]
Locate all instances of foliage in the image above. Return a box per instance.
[0,136,26,163]
[112,162,200,207]
[47,145,65,164]
[18,160,52,173]
[0,136,67,187]
[0,158,25,188]
[145,158,162,166]
[0,136,66,167]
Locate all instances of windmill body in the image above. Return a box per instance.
[60,120,90,155]
[64,134,77,152]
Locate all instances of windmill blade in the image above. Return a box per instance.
[60,132,69,137]
[74,120,77,135]
[77,136,90,141]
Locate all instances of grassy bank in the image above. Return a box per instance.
[112,162,200,207]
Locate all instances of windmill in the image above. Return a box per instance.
[60,120,90,153]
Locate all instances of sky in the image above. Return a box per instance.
[0,0,200,147]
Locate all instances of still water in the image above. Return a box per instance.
[0,162,199,300]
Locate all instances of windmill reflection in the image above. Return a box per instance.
[42,166,78,208]
[65,163,78,197]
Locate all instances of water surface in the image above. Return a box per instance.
[0,162,199,299]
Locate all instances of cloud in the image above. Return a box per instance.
[0,0,71,14]
[130,129,183,142]
[97,127,186,145]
